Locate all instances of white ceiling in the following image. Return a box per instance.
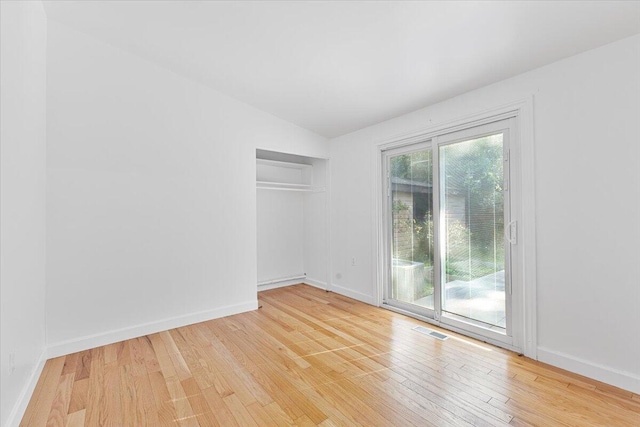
[42,1,640,138]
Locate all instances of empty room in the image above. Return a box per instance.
[2,1,639,426]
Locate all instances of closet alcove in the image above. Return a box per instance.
[256,149,330,292]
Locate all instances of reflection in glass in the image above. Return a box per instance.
[390,150,434,309]
[440,134,506,328]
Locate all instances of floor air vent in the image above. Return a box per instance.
[412,325,449,340]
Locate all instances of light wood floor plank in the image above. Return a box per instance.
[66,377,88,414]
[21,356,66,427]
[200,385,240,427]
[84,350,104,426]
[148,371,178,427]
[19,285,640,426]
[180,377,218,427]
[164,375,199,427]
[221,393,259,427]
[19,358,57,427]
[64,409,85,427]
[45,372,75,427]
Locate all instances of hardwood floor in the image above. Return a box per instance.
[21,284,640,426]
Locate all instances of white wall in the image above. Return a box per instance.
[257,190,305,283]
[0,1,48,425]
[303,159,330,288]
[45,21,328,355]
[329,34,640,392]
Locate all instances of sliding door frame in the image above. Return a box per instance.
[373,98,537,358]
[434,119,516,346]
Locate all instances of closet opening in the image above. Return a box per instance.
[256,149,330,293]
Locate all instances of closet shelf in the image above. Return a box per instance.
[257,181,325,192]
[256,158,312,170]
[256,156,325,192]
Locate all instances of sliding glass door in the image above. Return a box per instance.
[439,131,508,331]
[384,119,517,347]
[388,145,435,311]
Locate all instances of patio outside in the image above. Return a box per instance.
[392,261,506,329]
[415,270,505,329]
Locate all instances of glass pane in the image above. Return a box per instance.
[390,150,434,309]
[440,134,506,329]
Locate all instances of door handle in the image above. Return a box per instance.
[506,220,517,245]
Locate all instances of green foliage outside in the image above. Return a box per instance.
[391,134,505,299]
[442,135,504,282]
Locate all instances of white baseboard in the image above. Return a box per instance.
[329,283,376,305]
[303,278,327,290]
[46,300,258,358]
[257,275,306,291]
[5,349,47,427]
[258,278,375,306]
[258,280,304,291]
[257,277,328,292]
[537,346,640,394]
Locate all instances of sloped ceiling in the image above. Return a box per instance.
[43,1,640,137]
